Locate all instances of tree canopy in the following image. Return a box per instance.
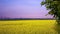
[41,0,60,18]
[41,0,60,23]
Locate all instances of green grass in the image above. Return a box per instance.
[0,20,58,34]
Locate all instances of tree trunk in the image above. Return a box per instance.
[56,17,60,24]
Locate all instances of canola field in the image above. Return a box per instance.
[0,20,58,34]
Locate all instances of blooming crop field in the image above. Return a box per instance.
[0,20,58,34]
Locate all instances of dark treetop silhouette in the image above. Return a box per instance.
[41,0,60,24]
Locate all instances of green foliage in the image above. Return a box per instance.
[41,0,60,23]
[41,0,60,18]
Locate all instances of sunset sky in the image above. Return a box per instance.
[0,0,53,18]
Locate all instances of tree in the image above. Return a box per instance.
[41,0,60,24]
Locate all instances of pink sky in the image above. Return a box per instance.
[0,0,53,18]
